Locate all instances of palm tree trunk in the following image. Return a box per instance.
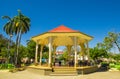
[114,41,120,53]
[18,30,22,48]
[15,29,22,66]
[17,30,22,65]
[15,33,19,66]
[7,37,10,64]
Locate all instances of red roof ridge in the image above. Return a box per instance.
[48,25,78,32]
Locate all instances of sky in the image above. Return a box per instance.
[0,0,120,51]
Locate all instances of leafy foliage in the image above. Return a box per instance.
[89,47,108,60]
[42,52,49,59]
[110,54,120,61]
[0,63,14,69]
[0,34,15,59]
[97,32,120,52]
[26,40,36,59]
[0,34,9,50]
[26,40,49,59]
[109,62,120,70]
[2,16,14,36]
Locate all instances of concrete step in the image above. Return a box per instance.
[50,73,78,76]
[50,72,78,76]
[54,69,76,71]
[54,70,76,72]
[53,67,76,70]
[50,67,78,76]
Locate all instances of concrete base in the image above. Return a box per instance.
[27,66,52,75]
[77,66,98,74]
[27,65,98,75]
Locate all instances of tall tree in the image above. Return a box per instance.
[2,10,31,65]
[2,16,14,63]
[97,32,120,53]
[89,47,108,60]
[104,32,120,52]
[13,10,30,65]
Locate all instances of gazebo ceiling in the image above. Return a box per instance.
[32,25,93,45]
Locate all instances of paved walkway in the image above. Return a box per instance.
[0,70,120,79]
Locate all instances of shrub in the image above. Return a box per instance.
[116,62,120,65]
[115,65,120,70]
[7,64,15,69]
[109,63,115,68]
[0,63,15,69]
[101,62,109,67]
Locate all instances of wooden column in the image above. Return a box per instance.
[74,37,77,68]
[35,42,38,64]
[39,45,43,66]
[48,37,52,67]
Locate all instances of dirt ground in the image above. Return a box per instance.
[0,70,120,79]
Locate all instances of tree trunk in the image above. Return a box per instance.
[15,29,21,65]
[15,29,22,67]
[15,33,19,66]
[7,37,10,63]
[8,36,12,64]
[18,31,22,65]
[114,41,120,53]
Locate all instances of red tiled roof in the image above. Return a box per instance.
[48,25,78,32]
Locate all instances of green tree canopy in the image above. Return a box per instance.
[0,34,15,59]
[104,32,120,52]
[96,32,120,53]
[26,40,49,59]
[89,47,108,60]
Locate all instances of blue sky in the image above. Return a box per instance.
[0,0,120,50]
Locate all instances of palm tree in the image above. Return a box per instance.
[2,16,14,35]
[2,10,30,65]
[13,10,30,65]
[2,16,14,63]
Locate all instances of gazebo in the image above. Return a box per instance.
[30,25,98,75]
[32,25,93,66]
